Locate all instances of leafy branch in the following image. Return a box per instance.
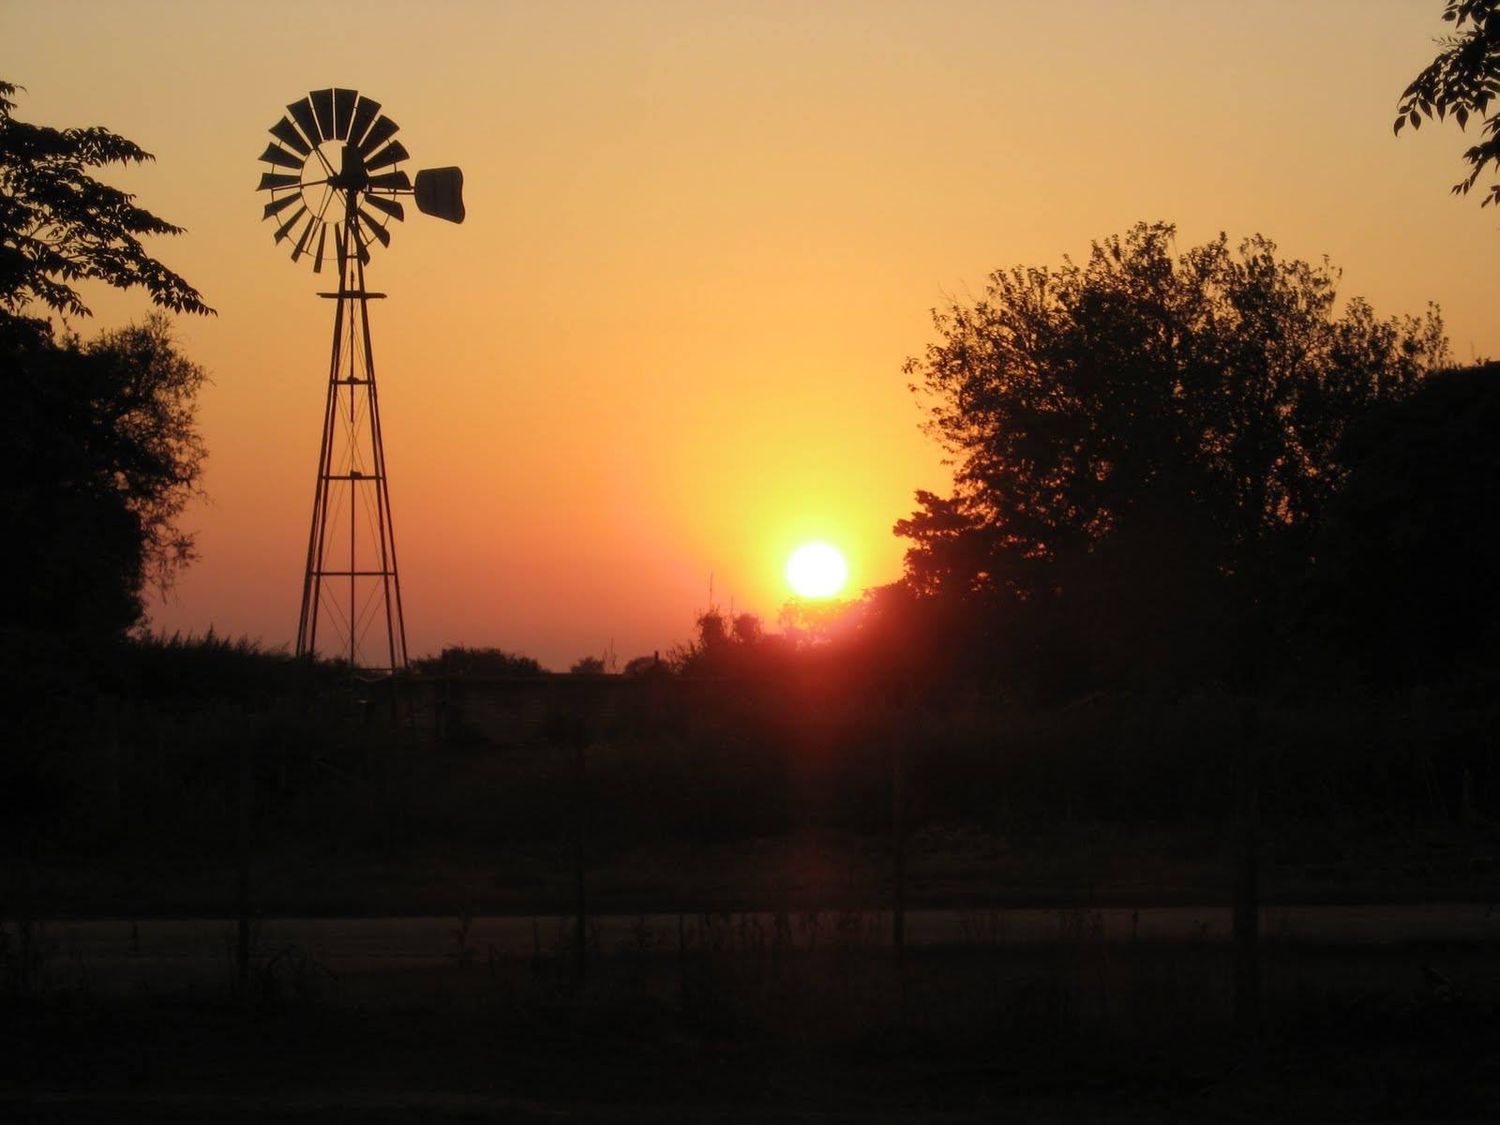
[0,80,213,320]
[1395,1,1500,208]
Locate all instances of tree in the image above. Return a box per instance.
[1302,362,1500,686]
[569,655,607,675]
[411,647,544,676]
[622,653,666,677]
[899,222,1448,688]
[668,610,783,676]
[1,80,212,652]
[1,80,210,329]
[1395,2,1500,207]
[5,316,207,639]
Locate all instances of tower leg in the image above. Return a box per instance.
[295,228,407,672]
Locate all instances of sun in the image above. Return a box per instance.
[785,542,848,599]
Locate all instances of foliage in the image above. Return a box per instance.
[411,646,545,677]
[622,653,666,677]
[114,629,333,701]
[1,81,211,661]
[1301,362,1500,686]
[1395,1,1500,207]
[776,597,864,646]
[899,222,1447,688]
[569,655,607,675]
[0,80,211,328]
[3,314,207,641]
[668,609,790,676]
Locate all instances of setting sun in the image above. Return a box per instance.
[785,542,848,599]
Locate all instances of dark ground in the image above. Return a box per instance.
[4,935,1499,1122]
[6,685,1497,1119]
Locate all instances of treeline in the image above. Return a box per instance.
[651,225,1499,705]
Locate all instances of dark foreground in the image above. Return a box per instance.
[4,935,1499,1123]
[7,678,1498,1118]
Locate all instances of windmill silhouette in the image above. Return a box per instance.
[257,87,464,671]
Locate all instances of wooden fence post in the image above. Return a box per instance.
[891,732,906,968]
[573,732,588,986]
[236,716,253,995]
[1233,700,1261,1037]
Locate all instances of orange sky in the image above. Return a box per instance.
[8,1,1499,669]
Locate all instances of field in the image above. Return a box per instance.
[5,676,1499,1119]
[5,915,1500,1122]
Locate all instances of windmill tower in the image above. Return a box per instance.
[256,88,464,671]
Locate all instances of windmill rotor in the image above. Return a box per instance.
[257,87,464,273]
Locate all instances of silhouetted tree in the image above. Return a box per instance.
[4,316,207,642]
[1301,362,1500,686]
[1395,2,1500,208]
[669,610,732,675]
[622,653,665,677]
[777,598,863,647]
[670,610,785,676]
[900,222,1447,689]
[1,81,212,661]
[412,646,544,676]
[569,655,606,675]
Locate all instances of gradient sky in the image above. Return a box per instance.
[7,0,1499,669]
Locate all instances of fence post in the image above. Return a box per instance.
[891,732,906,968]
[236,716,253,995]
[1233,700,1261,1037]
[573,732,588,985]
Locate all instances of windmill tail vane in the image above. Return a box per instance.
[257,87,465,673]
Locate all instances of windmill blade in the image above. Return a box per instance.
[287,97,320,147]
[310,89,336,141]
[257,171,301,191]
[263,192,303,221]
[274,204,308,243]
[358,209,391,248]
[367,170,412,192]
[259,142,305,171]
[414,167,466,223]
[291,215,319,261]
[269,116,312,156]
[332,88,357,139]
[347,95,380,149]
[313,223,329,273]
[364,139,409,172]
[357,114,399,158]
[334,221,349,274]
[363,195,405,222]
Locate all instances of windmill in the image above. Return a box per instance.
[257,88,464,671]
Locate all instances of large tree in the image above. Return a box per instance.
[1304,362,1500,687]
[1395,1,1500,208]
[7,316,207,638]
[898,222,1447,688]
[1,81,212,649]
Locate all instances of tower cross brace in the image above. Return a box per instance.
[296,210,407,671]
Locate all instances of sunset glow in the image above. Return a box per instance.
[9,4,1496,1097]
[786,543,848,599]
[8,2,1499,668]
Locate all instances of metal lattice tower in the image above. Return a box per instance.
[256,87,465,671]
